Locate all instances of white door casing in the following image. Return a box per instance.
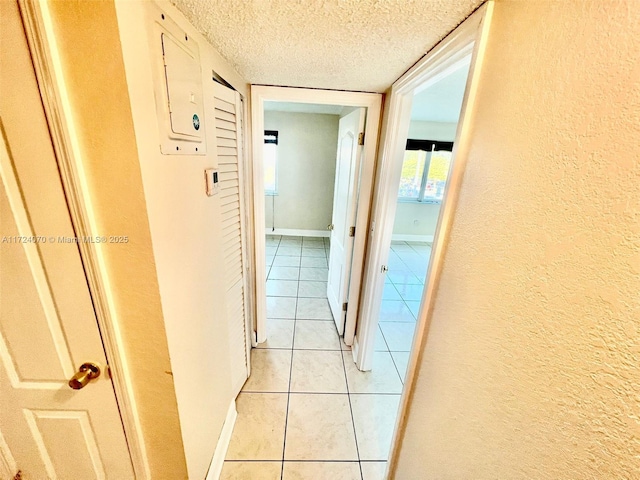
[326,109,366,335]
[0,1,134,478]
[250,86,382,349]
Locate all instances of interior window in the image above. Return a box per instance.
[264,130,278,195]
[398,139,453,202]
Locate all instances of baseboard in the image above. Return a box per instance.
[391,234,434,243]
[205,400,237,480]
[265,228,330,238]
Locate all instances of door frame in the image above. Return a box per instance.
[18,1,150,477]
[355,1,493,372]
[355,2,494,473]
[250,86,382,350]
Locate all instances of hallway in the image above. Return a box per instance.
[222,235,400,479]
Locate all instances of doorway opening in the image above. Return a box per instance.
[374,56,472,377]
[262,101,362,340]
[250,86,382,353]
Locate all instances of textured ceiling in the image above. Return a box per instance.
[170,0,483,93]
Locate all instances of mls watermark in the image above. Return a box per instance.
[1,235,129,244]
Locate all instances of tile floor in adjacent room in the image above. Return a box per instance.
[222,237,430,480]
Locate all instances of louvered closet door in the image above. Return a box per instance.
[213,82,250,395]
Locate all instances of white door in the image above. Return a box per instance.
[327,108,366,335]
[213,81,250,396]
[0,2,134,478]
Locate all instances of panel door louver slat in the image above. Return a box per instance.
[219,171,239,182]
[219,194,240,208]
[216,137,237,148]
[215,118,235,132]
[214,109,236,123]
[214,85,248,396]
[216,129,237,140]
[214,98,235,114]
[217,146,238,156]
[218,163,238,174]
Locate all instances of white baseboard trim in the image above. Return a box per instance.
[265,228,330,238]
[205,400,237,480]
[391,233,434,243]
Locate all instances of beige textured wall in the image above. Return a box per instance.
[264,111,339,231]
[46,1,188,478]
[115,1,250,478]
[393,1,640,479]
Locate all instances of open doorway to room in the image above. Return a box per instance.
[262,101,350,345]
[250,87,381,351]
[374,57,471,376]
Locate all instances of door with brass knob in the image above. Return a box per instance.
[68,363,101,389]
[0,3,135,478]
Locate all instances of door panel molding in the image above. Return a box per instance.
[0,134,75,384]
[0,431,17,479]
[23,409,107,480]
[17,1,150,477]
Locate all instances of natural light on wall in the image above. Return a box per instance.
[264,130,278,194]
[398,142,452,202]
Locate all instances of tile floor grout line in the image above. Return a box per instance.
[387,350,405,386]
[243,390,402,396]
[377,324,392,353]
[339,339,364,480]
[280,248,303,478]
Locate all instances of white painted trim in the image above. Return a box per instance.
[234,93,253,380]
[205,401,237,480]
[265,228,330,238]
[251,85,382,345]
[0,430,17,480]
[356,3,490,372]
[391,234,434,243]
[18,1,150,478]
[382,4,496,478]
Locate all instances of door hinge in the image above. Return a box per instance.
[358,132,365,145]
[349,226,356,237]
[342,302,348,312]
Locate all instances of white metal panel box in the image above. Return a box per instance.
[162,33,204,140]
[150,7,207,155]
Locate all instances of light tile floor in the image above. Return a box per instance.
[375,241,431,382]
[223,237,430,479]
[224,236,403,479]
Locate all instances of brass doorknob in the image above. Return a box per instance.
[68,363,101,390]
[327,224,334,231]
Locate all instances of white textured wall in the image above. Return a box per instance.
[406,120,457,141]
[394,1,640,479]
[393,121,457,237]
[115,1,249,478]
[264,111,339,231]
